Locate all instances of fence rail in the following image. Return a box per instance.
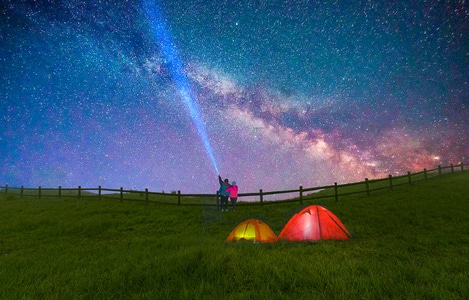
[1,163,465,208]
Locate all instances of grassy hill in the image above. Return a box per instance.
[1,172,468,299]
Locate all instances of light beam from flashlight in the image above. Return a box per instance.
[142,0,219,174]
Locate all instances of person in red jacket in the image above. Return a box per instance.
[226,181,239,212]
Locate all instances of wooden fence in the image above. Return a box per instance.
[1,163,465,208]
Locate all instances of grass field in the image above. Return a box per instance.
[1,172,468,299]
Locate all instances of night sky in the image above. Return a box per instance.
[1,0,468,196]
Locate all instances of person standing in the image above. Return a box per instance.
[218,175,230,211]
[226,181,239,212]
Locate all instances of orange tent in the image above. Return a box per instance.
[278,205,351,241]
[226,219,278,243]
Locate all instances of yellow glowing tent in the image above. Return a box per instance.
[226,219,278,243]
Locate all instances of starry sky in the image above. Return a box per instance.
[1,0,468,197]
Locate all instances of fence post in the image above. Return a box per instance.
[38,186,42,199]
[58,186,62,199]
[4,184,7,194]
[365,178,370,196]
[334,182,338,202]
[407,172,412,186]
[389,175,393,191]
[78,186,81,199]
[98,186,102,200]
[177,190,181,206]
[424,168,428,181]
[299,186,303,205]
[260,189,264,206]
[438,165,442,176]
[461,162,464,172]
[120,187,123,201]
[450,164,454,174]
[20,186,24,198]
[216,191,220,210]
[145,188,149,204]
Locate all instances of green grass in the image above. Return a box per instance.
[1,172,469,299]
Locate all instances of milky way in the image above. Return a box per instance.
[1,0,468,197]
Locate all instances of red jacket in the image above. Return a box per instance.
[226,185,238,198]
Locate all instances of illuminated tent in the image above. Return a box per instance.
[226,219,278,243]
[278,205,351,241]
